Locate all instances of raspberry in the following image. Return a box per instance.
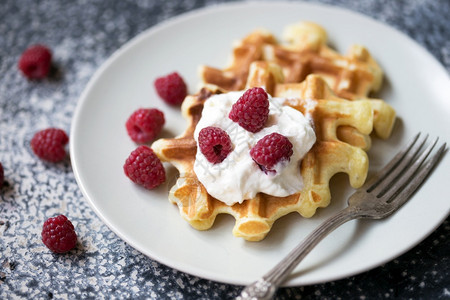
[31,128,69,162]
[229,87,269,133]
[198,126,233,164]
[154,72,187,105]
[18,44,52,79]
[124,145,165,189]
[0,162,4,189]
[41,215,78,253]
[250,133,293,173]
[126,108,165,144]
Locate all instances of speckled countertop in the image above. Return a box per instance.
[0,0,449,299]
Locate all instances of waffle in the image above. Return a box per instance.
[199,21,396,142]
[152,22,396,241]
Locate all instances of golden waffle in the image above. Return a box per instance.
[154,66,379,241]
[199,21,396,143]
[200,21,382,100]
[265,21,383,100]
[152,22,396,241]
[199,29,277,92]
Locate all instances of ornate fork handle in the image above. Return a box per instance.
[237,207,361,300]
[238,133,445,300]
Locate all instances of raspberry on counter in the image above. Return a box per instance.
[30,128,69,162]
[229,87,269,133]
[18,44,52,80]
[126,108,165,144]
[123,145,166,189]
[154,72,187,105]
[198,126,233,164]
[41,215,78,253]
[250,132,293,173]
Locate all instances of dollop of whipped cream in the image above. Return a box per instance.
[193,91,316,206]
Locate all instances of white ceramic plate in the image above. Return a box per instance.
[70,2,450,286]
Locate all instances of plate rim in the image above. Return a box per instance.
[70,1,450,286]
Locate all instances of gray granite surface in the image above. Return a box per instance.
[0,0,449,299]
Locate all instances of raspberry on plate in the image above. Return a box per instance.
[0,162,4,188]
[250,132,293,173]
[198,126,233,164]
[31,128,69,162]
[41,215,78,253]
[229,87,269,133]
[154,72,187,105]
[126,108,165,144]
[18,44,52,79]
[124,145,166,189]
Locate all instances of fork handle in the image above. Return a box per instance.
[237,207,360,300]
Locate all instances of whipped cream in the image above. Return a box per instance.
[193,91,316,206]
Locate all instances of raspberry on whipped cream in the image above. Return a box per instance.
[250,132,293,173]
[193,90,316,206]
[229,87,269,133]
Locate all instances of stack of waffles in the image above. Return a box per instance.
[152,22,396,241]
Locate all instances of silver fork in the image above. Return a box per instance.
[237,133,446,300]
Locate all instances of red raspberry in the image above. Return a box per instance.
[18,44,52,79]
[31,128,69,162]
[154,72,187,105]
[126,108,165,144]
[250,133,293,173]
[198,126,233,164]
[41,215,78,253]
[0,162,4,189]
[229,87,269,133]
[124,145,165,189]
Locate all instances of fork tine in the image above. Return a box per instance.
[385,142,446,209]
[365,132,424,193]
[380,137,439,200]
